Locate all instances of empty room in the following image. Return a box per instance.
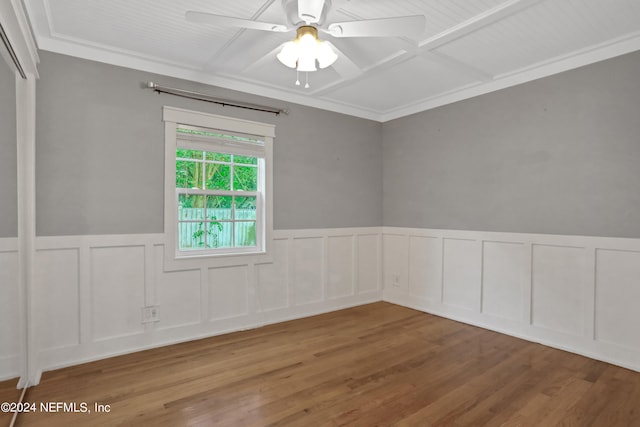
[1,0,640,425]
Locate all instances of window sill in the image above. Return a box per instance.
[163,246,273,272]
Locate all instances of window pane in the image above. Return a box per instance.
[176,149,203,160]
[235,222,257,247]
[206,221,233,249]
[233,165,258,191]
[205,163,231,190]
[178,221,205,250]
[234,155,258,165]
[234,197,256,220]
[206,152,231,162]
[207,196,232,220]
[176,160,204,189]
[178,194,204,220]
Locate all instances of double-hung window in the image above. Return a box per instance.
[163,107,274,264]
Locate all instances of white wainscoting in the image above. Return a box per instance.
[7,225,639,382]
[32,228,382,375]
[382,227,640,372]
[0,238,20,381]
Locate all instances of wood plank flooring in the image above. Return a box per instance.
[0,378,20,426]
[11,302,640,426]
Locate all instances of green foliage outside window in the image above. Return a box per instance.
[176,148,258,250]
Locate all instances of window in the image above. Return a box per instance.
[163,107,274,265]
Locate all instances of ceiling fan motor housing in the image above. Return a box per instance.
[282,0,332,26]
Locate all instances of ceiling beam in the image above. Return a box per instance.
[324,41,363,80]
[314,0,543,96]
[418,0,545,51]
[203,0,279,71]
[242,44,284,74]
[310,50,416,96]
[421,51,494,82]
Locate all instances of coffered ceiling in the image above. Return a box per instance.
[23,0,640,121]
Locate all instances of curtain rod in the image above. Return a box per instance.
[0,22,27,79]
[146,81,288,116]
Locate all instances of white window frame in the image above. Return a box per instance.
[163,106,274,270]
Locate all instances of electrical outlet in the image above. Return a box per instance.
[142,306,160,323]
[392,274,400,287]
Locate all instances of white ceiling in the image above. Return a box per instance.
[23,0,640,122]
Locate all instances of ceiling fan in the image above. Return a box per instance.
[186,0,426,87]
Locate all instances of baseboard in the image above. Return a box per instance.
[382,226,640,373]
[33,228,383,376]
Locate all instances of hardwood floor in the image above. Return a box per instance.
[0,378,20,426]
[12,302,640,426]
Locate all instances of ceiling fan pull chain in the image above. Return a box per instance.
[295,69,300,86]
[305,72,310,89]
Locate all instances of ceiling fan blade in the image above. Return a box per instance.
[298,0,326,24]
[323,41,363,79]
[327,15,425,38]
[186,11,289,32]
[242,44,285,74]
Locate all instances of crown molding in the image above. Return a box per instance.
[380,31,640,122]
[0,0,40,78]
[27,18,640,123]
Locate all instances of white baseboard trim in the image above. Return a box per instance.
[31,228,383,377]
[382,226,640,373]
[6,225,640,381]
[384,290,640,373]
[0,356,20,382]
[40,290,383,373]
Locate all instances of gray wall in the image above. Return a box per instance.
[36,52,382,236]
[0,59,17,238]
[383,50,640,238]
[36,49,640,238]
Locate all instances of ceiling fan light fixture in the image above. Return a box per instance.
[316,41,338,68]
[298,29,317,51]
[276,41,298,68]
[297,53,317,72]
[276,25,336,74]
